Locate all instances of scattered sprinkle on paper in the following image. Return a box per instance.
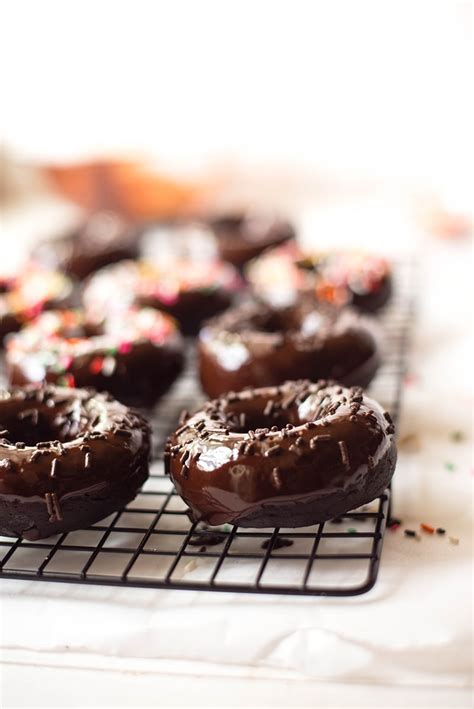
[420,523,435,534]
[444,461,456,471]
[388,517,402,531]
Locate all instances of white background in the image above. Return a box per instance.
[2,0,472,195]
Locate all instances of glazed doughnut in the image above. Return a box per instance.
[83,259,241,335]
[6,308,184,407]
[198,298,380,398]
[0,384,150,540]
[0,268,74,344]
[166,380,396,527]
[208,212,295,270]
[247,244,392,312]
[31,211,139,280]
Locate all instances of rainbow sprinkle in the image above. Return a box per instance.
[420,523,435,534]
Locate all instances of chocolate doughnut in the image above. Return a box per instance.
[0,385,150,540]
[0,268,74,345]
[31,211,139,280]
[166,380,396,527]
[83,259,241,336]
[247,244,392,312]
[209,212,295,270]
[198,298,380,398]
[6,308,184,407]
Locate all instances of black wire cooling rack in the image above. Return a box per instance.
[0,260,415,596]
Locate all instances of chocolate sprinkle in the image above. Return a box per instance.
[45,491,63,522]
[314,434,331,441]
[265,444,283,457]
[50,458,59,478]
[338,441,350,470]
[263,400,275,416]
[271,467,282,490]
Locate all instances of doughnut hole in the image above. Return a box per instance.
[0,399,90,445]
[224,397,302,433]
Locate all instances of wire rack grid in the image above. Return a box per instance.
[0,260,415,596]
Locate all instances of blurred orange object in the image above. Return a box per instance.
[42,159,211,219]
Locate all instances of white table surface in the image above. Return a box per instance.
[0,192,472,708]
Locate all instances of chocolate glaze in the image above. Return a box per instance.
[209,212,295,270]
[0,385,150,539]
[198,298,380,399]
[83,259,241,336]
[0,311,21,344]
[6,308,184,408]
[137,290,234,337]
[167,380,396,528]
[31,211,139,280]
[247,245,392,313]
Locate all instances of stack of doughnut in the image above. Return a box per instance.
[0,207,396,539]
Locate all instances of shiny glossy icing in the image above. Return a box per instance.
[167,380,396,527]
[0,385,150,539]
[199,298,380,398]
